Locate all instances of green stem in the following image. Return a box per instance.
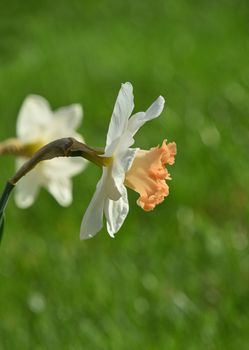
[0,181,15,215]
[0,182,15,244]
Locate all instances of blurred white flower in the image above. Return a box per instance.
[15,95,87,208]
[80,82,176,239]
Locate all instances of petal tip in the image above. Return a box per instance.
[23,94,50,107]
[14,195,34,209]
[122,81,132,88]
[73,103,83,119]
[106,223,117,238]
[80,230,93,240]
[158,95,165,106]
[121,82,133,94]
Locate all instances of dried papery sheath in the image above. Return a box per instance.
[9,138,110,185]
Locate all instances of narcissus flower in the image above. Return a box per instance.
[15,95,87,208]
[80,82,176,239]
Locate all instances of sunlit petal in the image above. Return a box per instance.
[46,177,73,206]
[104,166,123,201]
[43,157,87,179]
[104,147,138,201]
[48,104,83,139]
[15,160,41,208]
[128,96,165,136]
[105,82,134,153]
[16,95,52,142]
[105,185,129,237]
[80,173,106,239]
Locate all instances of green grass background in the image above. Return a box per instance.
[1,0,249,349]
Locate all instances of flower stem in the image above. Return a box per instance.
[0,181,15,215]
[0,182,15,243]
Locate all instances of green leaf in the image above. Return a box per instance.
[0,213,4,244]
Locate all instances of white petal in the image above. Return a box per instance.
[105,82,134,153]
[43,157,87,179]
[16,95,53,142]
[104,185,129,237]
[103,138,120,158]
[46,177,73,206]
[110,130,135,156]
[104,166,123,201]
[119,148,138,173]
[128,96,165,136]
[14,163,41,208]
[104,147,137,201]
[80,174,106,240]
[46,104,83,140]
[54,104,83,129]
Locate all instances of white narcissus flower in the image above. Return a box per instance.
[15,95,87,208]
[80,82,176,239]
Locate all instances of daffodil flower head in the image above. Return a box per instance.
[80,82,177,239]
[15,95,87,208]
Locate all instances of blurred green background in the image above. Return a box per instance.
[1,0,249,349]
